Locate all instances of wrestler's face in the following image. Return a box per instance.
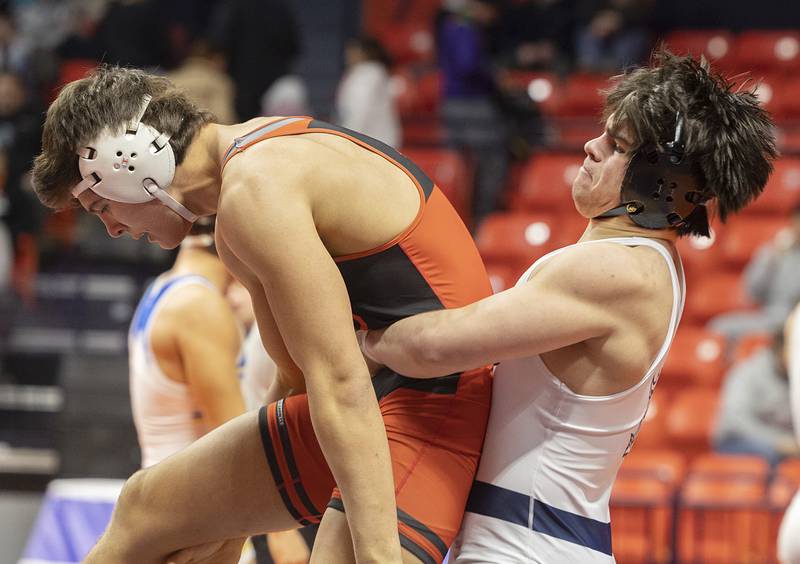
[77,190,191,249]
[572,117,634,218]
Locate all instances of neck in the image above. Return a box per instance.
[170,247,230,292]
[167,123,225,217]
[580,215,678,245]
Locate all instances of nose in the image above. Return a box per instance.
[99,214,125,238]
[584,134,603,163]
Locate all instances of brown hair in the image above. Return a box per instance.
[32,65,214,209]
[603,49,778,237]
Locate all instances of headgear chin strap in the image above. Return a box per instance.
[72,95,198,222]
[595,112,710,229]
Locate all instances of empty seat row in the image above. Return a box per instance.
[611,453,800,563]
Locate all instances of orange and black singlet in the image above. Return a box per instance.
[222,116,492,331]
[223,117,493,564]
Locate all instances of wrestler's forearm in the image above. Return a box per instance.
[307,370,402,563]
[364,309,466,378]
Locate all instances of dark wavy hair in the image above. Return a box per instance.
[603,48,778,236]
[32,65,214,210]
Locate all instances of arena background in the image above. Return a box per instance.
[2,0,800,562]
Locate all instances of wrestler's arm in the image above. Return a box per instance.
[169,285,246,427]
[218,180,402,563]
[364,244,640,378]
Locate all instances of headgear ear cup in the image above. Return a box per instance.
[595,111,710,230]
[71,95,197,222]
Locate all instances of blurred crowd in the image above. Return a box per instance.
[0,0,689,300]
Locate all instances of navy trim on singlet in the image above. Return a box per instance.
[466,481,613,556]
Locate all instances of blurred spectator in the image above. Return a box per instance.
[211,0,301,121]
[167,40,236,125]
[261,74,310,117]
[0,150,11,291]
[0,9,29,74]
[575,0,653,72]
[0,70,41,260]
[94,0,171,70]
[437,0,508,225]
[54,1,104,63]
[494,0,575,73]
[709,204,800,347]
[12,0,74,51]
[713,328,798,466]
[335,36,401,148]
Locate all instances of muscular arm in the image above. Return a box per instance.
[218,177,402,563]
[364,244,639,378]
[171,286,246,428]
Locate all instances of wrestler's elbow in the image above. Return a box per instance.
[306,360,375,409]
[410,325,455,377]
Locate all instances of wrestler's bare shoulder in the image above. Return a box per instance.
[531,241,671,303]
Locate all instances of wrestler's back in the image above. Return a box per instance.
[217,117,422,259]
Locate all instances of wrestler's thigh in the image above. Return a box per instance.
[310,508,425,564]
[108,410,296,555]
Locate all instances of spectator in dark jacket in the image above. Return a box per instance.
[211,0,301,120]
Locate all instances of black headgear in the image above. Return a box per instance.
[595,112,710,229]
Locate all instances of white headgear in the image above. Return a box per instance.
[72,95,198,222]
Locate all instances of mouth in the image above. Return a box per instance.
[580,166,593,181]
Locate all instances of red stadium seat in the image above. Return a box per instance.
[515,153,583,212]
[767,459,800,562]
[683,271,751,323]
[675,225,726,278]
[690,453,769,480]
[631,390,673,450]
[732,332,773,364]
[678,475,770,563]
[401,147,472,223]
[665,387,720,461]
[558,214,589,247]
[475,212,561,264]
[392,67,441,118]
[401,117,446,146]
[720,216,790,268]
[778,77,800,120]
[485,262,523,293]
[661,326,726,389]
[498,71,563,117]
[619,448,687,485]
[612,450,686,562]
[744,157,800,215]
[611,476,675,563]
[663,30,738,70]
[751,73,787,120]
[552,73,612,118]
[736,31,800,73]
[377,23,435,65]
[363,0,441,38]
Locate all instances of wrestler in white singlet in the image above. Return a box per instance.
[451,237,684,563]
